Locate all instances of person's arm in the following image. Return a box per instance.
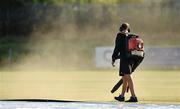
[112,34,121,66]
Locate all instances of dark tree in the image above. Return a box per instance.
[0,0,34,37]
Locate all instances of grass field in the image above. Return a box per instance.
[0,70,180,103]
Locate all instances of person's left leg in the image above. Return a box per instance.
[124,74,136,97]
[124,74,138,102]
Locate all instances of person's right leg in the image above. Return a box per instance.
[120,76,128,97]
[114,76,127,101]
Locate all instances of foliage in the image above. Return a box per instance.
[32,0,143,4]
[0,0,180,68]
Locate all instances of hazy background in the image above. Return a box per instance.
[0,0,180,102]
[0,0,180,70]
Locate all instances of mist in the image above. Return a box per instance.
[12,2,180,70]
[1,1,180,102]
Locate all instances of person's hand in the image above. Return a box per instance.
[111,61,115,67]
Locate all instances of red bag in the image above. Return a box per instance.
[127,35,144,57]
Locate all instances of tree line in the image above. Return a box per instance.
[0,0,176,37]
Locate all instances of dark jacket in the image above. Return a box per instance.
[112,32,127,62]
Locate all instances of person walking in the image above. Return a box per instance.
[111,22,144,102]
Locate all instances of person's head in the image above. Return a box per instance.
[119,22,130,33]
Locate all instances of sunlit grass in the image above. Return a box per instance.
[0,70,180,103]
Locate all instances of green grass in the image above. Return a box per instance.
[0,70,180,103]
